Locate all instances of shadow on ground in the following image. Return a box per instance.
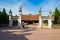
[0,30,32,40]
[0,26,38,32]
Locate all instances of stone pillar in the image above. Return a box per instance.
[39,7,42,28]
[18,6,22,29]
[9,16,13,27]
[48,11,52,28]
[48,19,52,28]
[39,16,42,28]
[9,9,13,27]
[18,16,21,27]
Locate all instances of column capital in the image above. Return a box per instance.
[19,6,22,12]
[49,11,52,18]
[9,9,12,16]
[39,7,42,16]
[39,7,42,13]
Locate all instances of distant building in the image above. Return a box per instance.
[9,6,52,28]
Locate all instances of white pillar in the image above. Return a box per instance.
[48,19,52,28]
[39,16,42,28]
[18,16,21,27]
[38,7,43,28]
[18,6,22,29]
[18,12,22,29]
[9,9,13,27]
[48,11,52,28]
[9,16,13,27]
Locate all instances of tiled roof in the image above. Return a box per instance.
[11,15,39,20]
[21,15,39,21]
[11,15,54,21]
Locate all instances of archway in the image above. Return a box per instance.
[13,20,18,26]
[43,20,48,28]
[42,18,52,28]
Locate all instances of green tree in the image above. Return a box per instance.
[58,18,60,24]
[58,10,60,24]
[1,8,9,24]
[0,11,2,24]
[52,12,56,16]
[54,8,59,24]
[59,10,60,16]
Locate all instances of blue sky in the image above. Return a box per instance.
[0,0,60,16]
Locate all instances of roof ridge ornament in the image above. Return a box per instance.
[49,11,52,16]
[39,7,42,16]
[39,7,42,13]
[9,9,12,16]
[9,9,12,13]
[50,11,52,14]
[19,6,22,12]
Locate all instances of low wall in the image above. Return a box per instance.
[52,24,60,29]
[0,24,9,27]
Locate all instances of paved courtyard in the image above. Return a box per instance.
[0,28,60,40]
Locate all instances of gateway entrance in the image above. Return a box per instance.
[22,20,39,25]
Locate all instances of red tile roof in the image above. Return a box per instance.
[21,15,39,21]
[12,14,54,21]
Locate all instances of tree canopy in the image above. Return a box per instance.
[0,8,9,24]
[53,8,60,24]
[0,11,2,24]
